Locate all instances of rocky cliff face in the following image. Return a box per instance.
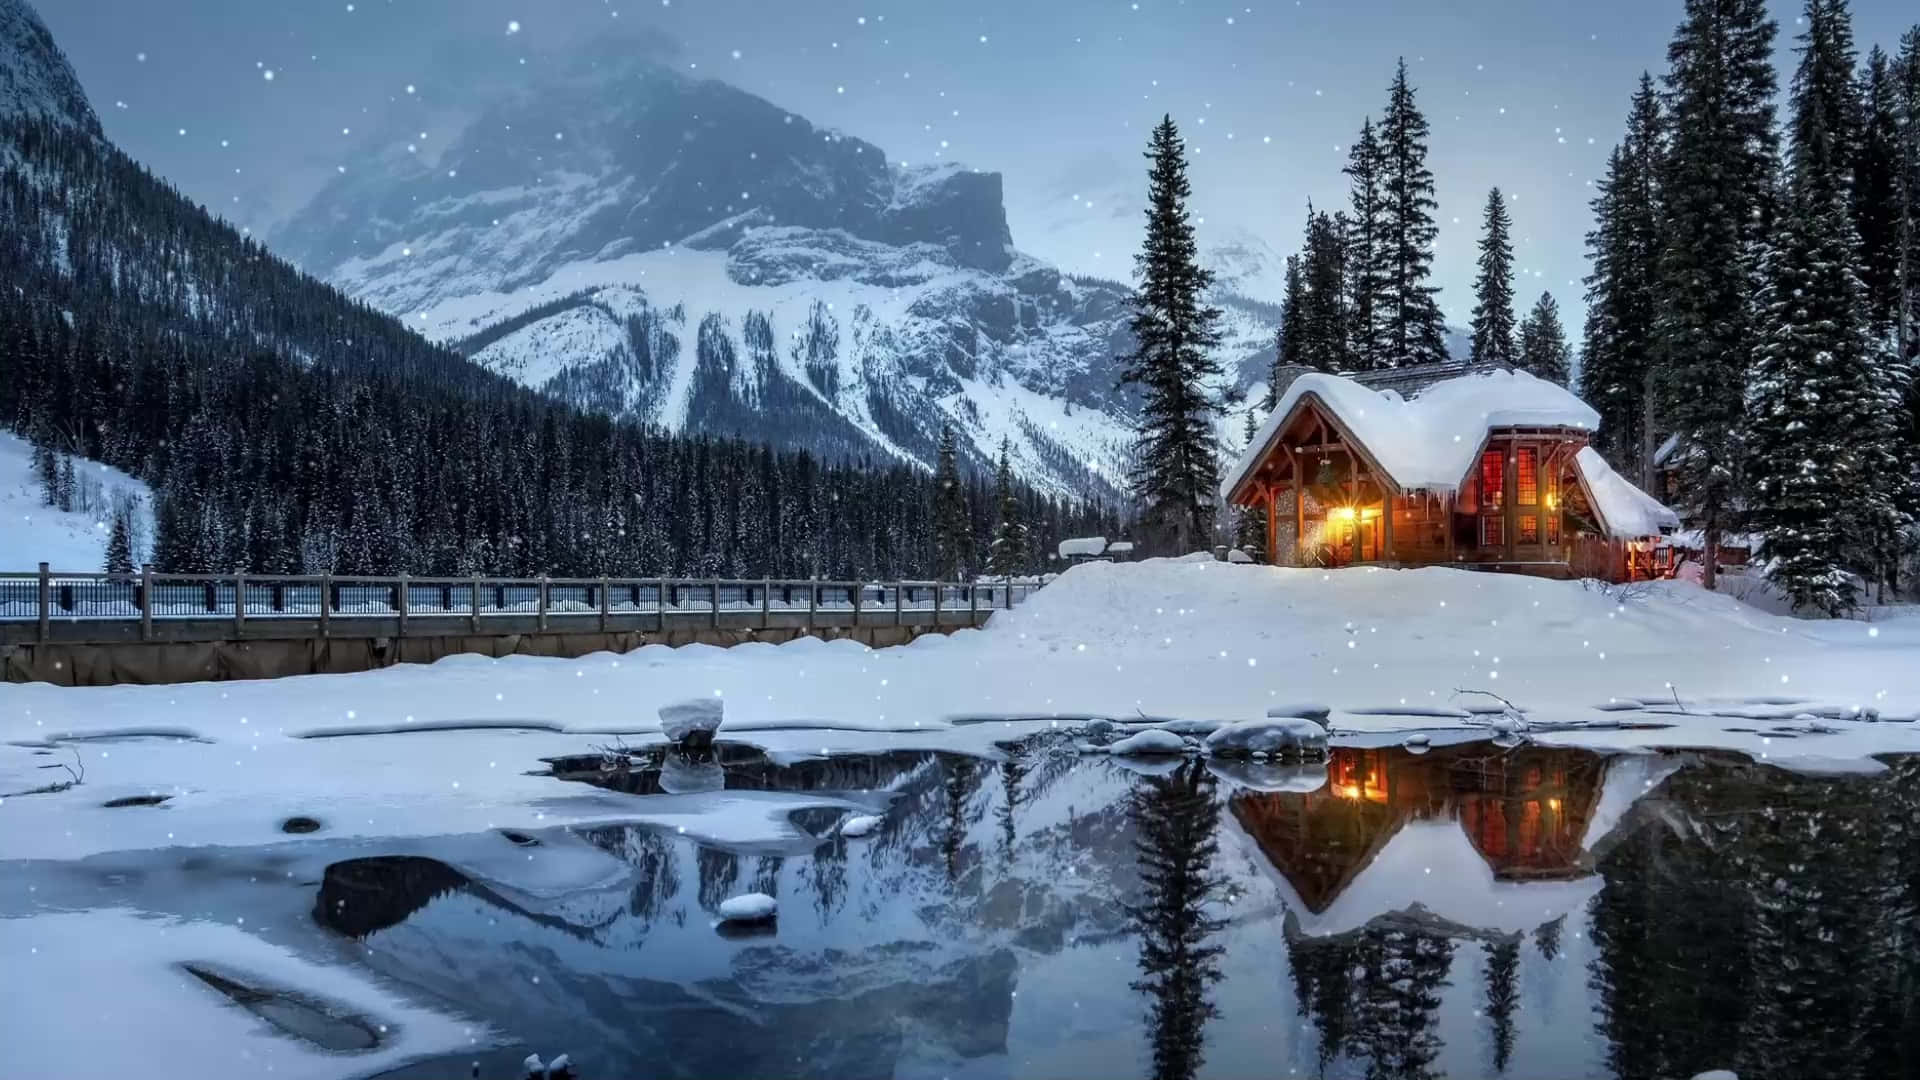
[274,41,1278,502]
[0,0,101,137]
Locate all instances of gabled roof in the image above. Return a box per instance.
[1223,369,1600,503]
[1572,447,1680,539]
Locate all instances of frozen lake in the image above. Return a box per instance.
[10,734,1916,1080]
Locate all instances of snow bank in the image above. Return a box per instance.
[1223,369,1599,501]
[1575,446,1680,539]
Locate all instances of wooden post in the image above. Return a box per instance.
[234,572,247,634]
[396,572,408,637]
[1444,494,1457,562]
[320,573,331,638]
[761,577,771,623]
[1294,483,1306,566]
[1504,444,1518,563]
[599,576,610,633]
[933,580,943,626]
[806,580,815,629]
[852,580,863,626]
[140,563,153,642]
[896,580,906,625]
[711,578,722,629]
[1381,492,1396,567]
[969,580,978,624]
[37,562,50,642]
[471,574,482,633]
[537,576,548,632]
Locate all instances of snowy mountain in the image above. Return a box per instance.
[0,0,98,138]
[0,432,151,570]
[273,40,1281,502]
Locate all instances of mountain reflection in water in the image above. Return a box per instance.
[339,739,1920,1080]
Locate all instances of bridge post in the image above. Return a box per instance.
[895,580,904,626]
[852,581,862,627]
[537,576,549,632]
[37,562,49,643]
[710,578,722,630]
[471,574,482,634]
[140,563,153,641]
[806,580,815,630]
[234,572,247,634]
[599,577,610,633]
[933,581,942,626]
[396,573,409,637]
[970,581,978,624]
[320,573,331,638]
[761,578,771,622]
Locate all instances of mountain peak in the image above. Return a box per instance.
[0,0,101,137]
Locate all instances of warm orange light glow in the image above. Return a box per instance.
[1548,797,1562,811]
[1332,507,1357,521]
[1545,494,1558,510]
[1333,783,1363,800]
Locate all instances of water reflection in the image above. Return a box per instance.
[295,739,1920,1080]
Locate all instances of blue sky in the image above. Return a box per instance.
[36,0,1919,322]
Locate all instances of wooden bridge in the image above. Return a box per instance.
[0,565,1040,685]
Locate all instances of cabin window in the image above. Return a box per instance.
[1481,515,1504,547]
[1520,515,1539,544]
[1516,448,1538,506]
[1479,451,1504,511]
[1547,513,1561,545]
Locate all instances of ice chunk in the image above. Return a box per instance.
[1107,729,1189,756]
[660,697,724,745]
[1203,716,1328,759]
[717,892,778,922]
[839,813,883,837]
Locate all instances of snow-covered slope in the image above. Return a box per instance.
[272,40,1284,501]
[0,431,151,570]
[0,0,99,137]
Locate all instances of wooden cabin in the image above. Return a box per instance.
[1221,369,1679,583]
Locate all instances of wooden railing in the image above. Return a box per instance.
[0,564,1042,646]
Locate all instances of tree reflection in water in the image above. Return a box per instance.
[1125,760,1228,1080]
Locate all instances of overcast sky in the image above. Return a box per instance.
[35,0,1919,323]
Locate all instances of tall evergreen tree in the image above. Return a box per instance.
[1748,0,1891,614]
[1300,209,1351,373]
[1582,76,1666,486]
[931,424,973,579]
[1857,47,1906,343]
[1654,0,1780,590]
[1378,59,1451,367]
[103,511,133,575]
[1118,116,1226,553]
[1901,29,1920,366]
[1269,254,1308,408]
[1344,119,1389,371]
[987,438,1028,577]
[1483,938,1521,1074]
[1125,762,1228,1080]
[1470,187,1518,367]
[1517,292,1573,386]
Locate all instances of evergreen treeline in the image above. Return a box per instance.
[0,116,1115,578]
[1581,1,1920,609]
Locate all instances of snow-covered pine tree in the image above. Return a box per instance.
[1582,76,1665,487]
[1235,410,1268,555]
[1301,209,1350,373]
[104,511,133,575]
[1118,116,1226,554]
[30,427,57,506]
[56,455,75,513]
[1857,47,1906,344]
[1469,187,1518,368]
[1901,29,1920,367]
[1378,59,1451,367]
[987,438,1028,577]
[1748,0,1889,615]
[1517,293,1573,387]
[932,424,973,579]
[1269,254,1308,408]
[1654,0,1780,590]
[1343,119,1388,372]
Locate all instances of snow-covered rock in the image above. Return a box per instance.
[1689,1071,1738,1080]
[660,698,723,745]
[839,814,883,838]
[1265,703,1332,723]
[1151,718,1226,736]
[717,892,778,923]
[1106,729,1189,756]
[522,1053,545,1079]
[1226,548,1254,564]
[1207,759,1328,793]
[1203,716,1328,759]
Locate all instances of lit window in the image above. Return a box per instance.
[1517,448,1538,506]
[1520,515,1539,543]
[1480,450,1504,510]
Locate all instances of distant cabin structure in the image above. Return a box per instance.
[1222,366,1679,583]
[1106,541,1135,561]
[1057,536,1108,564]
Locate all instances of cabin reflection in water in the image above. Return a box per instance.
[1229,744,1607,915]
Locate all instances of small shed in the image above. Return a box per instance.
[1057,536,1108,563]
[1220,369,1679,583]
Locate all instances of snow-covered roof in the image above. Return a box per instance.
[1573,447,1680,539]
[1652,432,1685,467]
[1222,369,1600,502]
[1057,536,1107,559]
[1106,541,1135,554]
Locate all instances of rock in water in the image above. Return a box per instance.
[1107,729,1189,756]
[658,753,725,794]
[1203,717,1328,759]
[522,1053,545,1079]
[660,698,724,747]
[1689,1072,1738,1080]
[840,814,883,838]
[547,1053,576,1079]
[717,892,778,923]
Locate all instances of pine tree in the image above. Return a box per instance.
[1748,0,1888,615]
[1470,187,1518,367]
[56,455,75,513]
[1300,209,1351,373]
[1517,293,1573,386]
[1654,0,1780,590]
[1269,254,1308,408]
[30,428,57,505]
[1483,938,1521,1074]
[987,438,1028,577]
[1234,411,1268,554]
[932,424,974,579]
[1378,59,1451,367]
[1344,119,1389,371]
[1582,76,1666,486]
[104,511,134,575]
[1118,116,1226,553]
[1857,47,1906,343]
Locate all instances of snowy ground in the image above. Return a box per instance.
[2,558,1916,1077]
[0,430,152,570]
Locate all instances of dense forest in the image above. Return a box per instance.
[0,116,1119,579]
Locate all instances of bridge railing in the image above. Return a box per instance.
[0,564,1043,641]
